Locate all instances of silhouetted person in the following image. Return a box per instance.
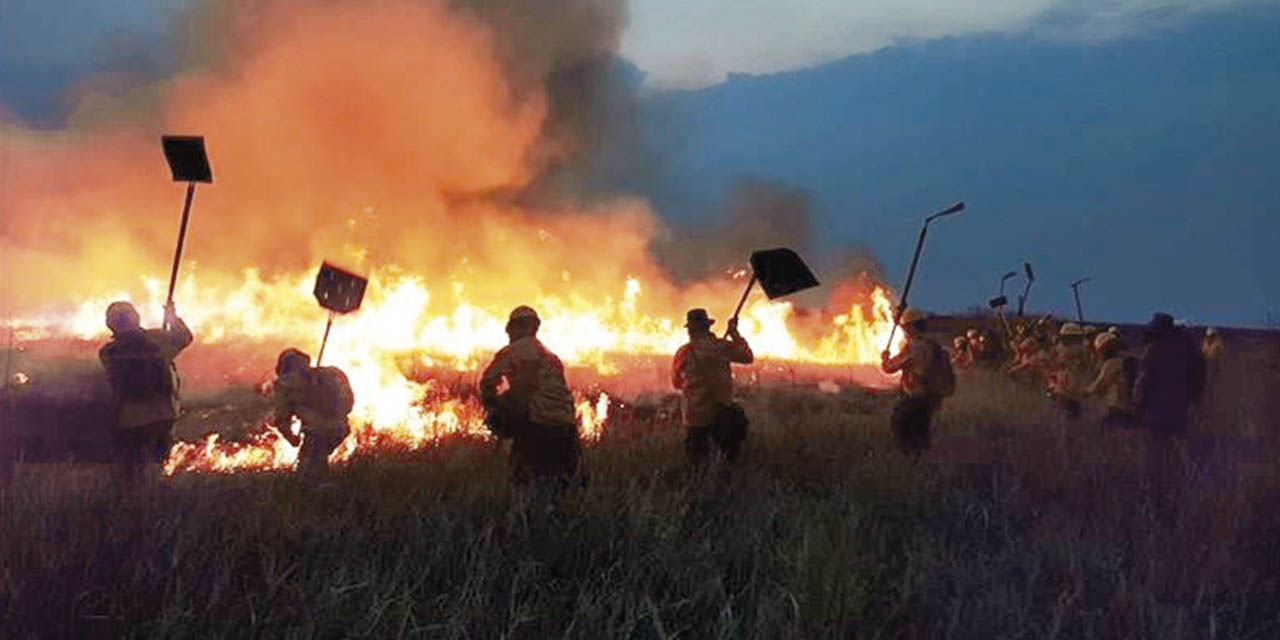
[269,348,353,484]
[99,301,192,483]
[1136,313,1201,437]
[881,308,953,458]
[1135,312,1205,507]
[672,308,753,466]
[480,306,581,505]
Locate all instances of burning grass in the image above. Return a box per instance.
[4,363,1280,638]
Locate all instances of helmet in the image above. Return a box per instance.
[105,301,141,333]
[1082,325,1098,335]
[1094,332,1117,351]
[1059,323,1083,336]
[899,308,926,325]
[966,329,979,339]
[276,348,311,376]
[1205,326,1218,336]
[1108,326,1120,335]
[509,305,540,323]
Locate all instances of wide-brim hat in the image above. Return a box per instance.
[685,308,715,327]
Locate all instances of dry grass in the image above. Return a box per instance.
[4,349,1280,638]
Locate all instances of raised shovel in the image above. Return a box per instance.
[883,202,965,353]
[313,262,368,366]
[160,135,213,329]
[726,248,821,333]
[1016,261,1036,319]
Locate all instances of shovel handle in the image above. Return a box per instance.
[730,275,758,324]
[164,182,196,329]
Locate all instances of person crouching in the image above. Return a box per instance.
[269,348,353,483]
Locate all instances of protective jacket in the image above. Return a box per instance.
[98,317,193,429]
[672,332,753,427]
[480,336,576,427]
[882,335,942,398]
[1086,356,1133,413]
[273,366,354,439]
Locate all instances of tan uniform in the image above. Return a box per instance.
[480,335,580,486]
[1048,343,1088,401]
[882,334,945,455]
[98,319,193,428]
[273,366,353,481]
[273,367,353,439]
[1202,335,1225,361]
[480,336,576,428]
[1087,357,1133,413]
[99,318,193,470]
[882,336,937,398]
[672,333,753,427]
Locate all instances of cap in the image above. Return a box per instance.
[1059,323,1084,336]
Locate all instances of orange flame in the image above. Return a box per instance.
[1,0,904,474]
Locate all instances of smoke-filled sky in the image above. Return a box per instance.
[2,0,1277,326]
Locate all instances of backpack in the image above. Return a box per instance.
[310,366,355,417]
[924,339,957,398]
[102,333,173,402]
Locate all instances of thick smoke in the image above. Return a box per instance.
[649,178,884,309]
[1,0,883,327]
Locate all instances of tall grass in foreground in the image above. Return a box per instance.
[4,370,1280,639]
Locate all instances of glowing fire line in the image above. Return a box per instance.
[13,265,900,475]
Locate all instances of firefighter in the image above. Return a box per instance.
[99,301,193,483]
[1047,322,1088,420]
[672,308,753,466]
[1135,312,1204,507]
[268,348,353,483]
[1202,327,1226,361]
[950,335,974,371]
[1200,327,1226,407]
[480,306,581,500]
[1082,325,1101,365]
[881,308,953,458]
[1086,332,1135,430]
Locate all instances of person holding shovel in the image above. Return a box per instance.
[99,300,193,483]
[672,308,754,466]
[881,308,953,458]
[269,348,353,484]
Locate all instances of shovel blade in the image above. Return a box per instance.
[313,262,368,313]
[161,135,213,183]
[988,295,1008,309]
[749,248,820,299]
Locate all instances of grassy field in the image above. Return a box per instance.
[3,334,1279,639]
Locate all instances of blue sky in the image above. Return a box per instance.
[2,0,1276,326]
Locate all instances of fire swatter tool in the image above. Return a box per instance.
[1070,277,1091,323]
[1017,261,1036,318]
[727,248,821,331]
[313,262,368,365]
[160,135,213,328]
[883,201,965,352]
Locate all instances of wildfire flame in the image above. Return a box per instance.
[0,0,905,475]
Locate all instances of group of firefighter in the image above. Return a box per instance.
[945,311,1225,436]
[72,295,1226,505]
